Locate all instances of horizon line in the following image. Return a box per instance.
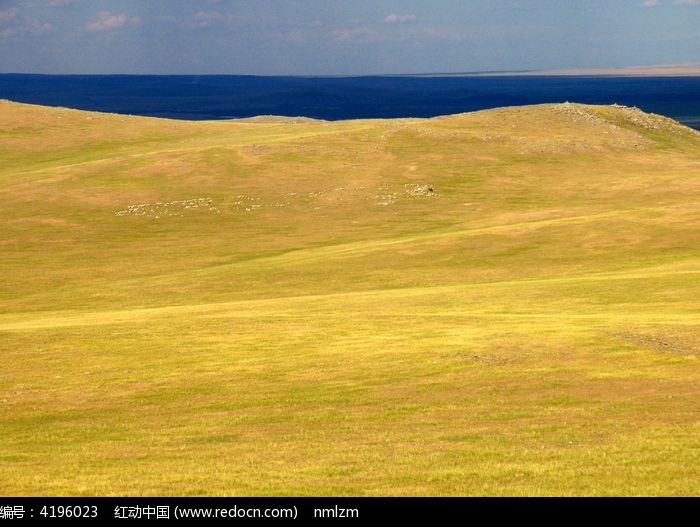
[2,63,700,78]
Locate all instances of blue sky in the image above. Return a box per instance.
[0,0,698,75]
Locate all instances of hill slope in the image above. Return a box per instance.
[1,100,698,495]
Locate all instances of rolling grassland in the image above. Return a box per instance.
[1,100,698,495]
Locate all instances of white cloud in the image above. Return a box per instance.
[153,11,246,30]
[0,8,18,23]
[420,26,466,41]
[285,29,305,43]
[0,19,52,40]
[642,0,700,6]
[86,11,130,32]
[0,27,20,39]
[332,27,377,42]
[384,14,417,24]
[191,11,246,28]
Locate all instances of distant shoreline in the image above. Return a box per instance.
[395,64,700,78]
[3,64,700,78]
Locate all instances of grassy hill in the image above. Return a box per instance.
[0,99,698,495]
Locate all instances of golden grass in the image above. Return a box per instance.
[0,100,698,495]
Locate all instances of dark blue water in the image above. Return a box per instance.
[1,74,699,129]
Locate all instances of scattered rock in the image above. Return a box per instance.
[612,331,696,355]
[115,198,218,218]
[405,184,437,197]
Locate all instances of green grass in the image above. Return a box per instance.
[0,100,698,495]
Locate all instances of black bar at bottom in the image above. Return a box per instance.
[0,497,692,522]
